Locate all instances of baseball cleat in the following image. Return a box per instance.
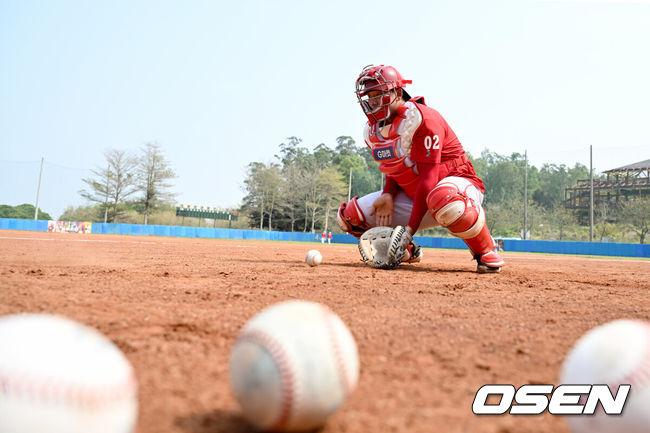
[477,263,501,273]
[475,250,504,273]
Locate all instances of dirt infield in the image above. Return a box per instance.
[1,229,649,433]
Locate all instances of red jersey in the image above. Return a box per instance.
[408,98,484,192]
[363,106,420,199]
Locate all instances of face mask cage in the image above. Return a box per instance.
[355,68,396,124]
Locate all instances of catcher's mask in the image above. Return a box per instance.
[355,64,412,125]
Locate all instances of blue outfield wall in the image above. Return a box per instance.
[1,218,649,258]
[0,218,48,232]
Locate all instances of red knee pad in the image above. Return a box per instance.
[426,183,484,239]
[426,182,499,258]
[337,196,369,238]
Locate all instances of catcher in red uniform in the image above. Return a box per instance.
[337,64,504,273]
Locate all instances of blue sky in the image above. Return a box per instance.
[1,0,649,219]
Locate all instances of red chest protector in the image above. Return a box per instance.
[365,105,420,200]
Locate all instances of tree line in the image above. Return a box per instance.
[63,143,177,224]
[5,136,645,243]
[0,204,51,220]
[242,136,649,243]
[241,136,380,233]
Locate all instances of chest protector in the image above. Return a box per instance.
[364,102,422,200]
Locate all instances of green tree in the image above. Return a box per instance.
[532,163,589,210]
[316,166,347,232]
[79,149,139,222]
[467,151,487,180]
[243,136,614,241]
[0,204,51,220]
[59,204,100,221]
[242,162,284,230]
[337,154,366,200]
[594,201,616,242]
[313,143,335,168]
[484,199,523,238]
[568,163,590,187]
[277,162,303,232]
[354,138,379,171]
[546,206,576,241]
[618,197,650,244]
[135,143,176,225]
[481,151,526,205]
[338,135,382,199]
[275,136,315,232]
[337,154,365,178]
[302,166,324,233]
[333,136,358,165]
[350,167,381,199]
[275,136,307,166]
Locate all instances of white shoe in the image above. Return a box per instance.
[476,251,504,273]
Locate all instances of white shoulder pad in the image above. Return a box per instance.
[397,101,422,156]
[363,123,371,145]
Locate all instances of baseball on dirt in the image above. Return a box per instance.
[229,300,359,432]
[0,313,138,433]
[560,319,650,433]
[305,249,322,267]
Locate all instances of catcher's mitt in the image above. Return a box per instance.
[358,226,413,270]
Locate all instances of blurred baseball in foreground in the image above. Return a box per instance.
[305,249,322,267]
[229,300,359,432]
[0,313,138,433]
[560,319,650,433]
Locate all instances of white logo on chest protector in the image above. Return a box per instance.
[373,147,395,161]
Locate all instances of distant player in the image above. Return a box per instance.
[337,64,504,273]
[327,231,332,245]
[321,231,326,244]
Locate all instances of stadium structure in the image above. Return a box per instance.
[564,159,650,210]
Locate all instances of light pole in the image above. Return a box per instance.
[103,166,110,223]
[523,150,528,240]
[34,157,44,220]
[589,145,594,242]
[347,167,352,202]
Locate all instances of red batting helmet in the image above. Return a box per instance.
[355,64,412,125]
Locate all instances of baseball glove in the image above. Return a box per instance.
[358,226,413,270]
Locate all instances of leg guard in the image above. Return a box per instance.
[426,182,504,271]
[337,196,370,239]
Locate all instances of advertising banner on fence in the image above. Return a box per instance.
[47,221,92,234]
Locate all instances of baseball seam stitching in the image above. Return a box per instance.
[608,322,650,393]
[236,328,297,430]
[321,307,353,397]
[0,370,137,409]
